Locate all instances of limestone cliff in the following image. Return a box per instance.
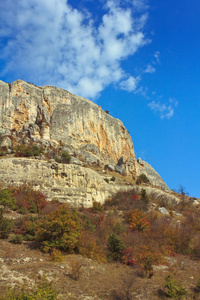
[0,158,117,207]
[137,158,169,190]
[0,79,136,177]
[0,79,169,204]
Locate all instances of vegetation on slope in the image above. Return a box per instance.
[0,183,200,299]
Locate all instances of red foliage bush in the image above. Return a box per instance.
[12,184,48,213]
[121,248,136,266]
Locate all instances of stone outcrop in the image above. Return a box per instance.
[0,79,137,177]
[0,158,178,207]
[0,158,117,207]
[136,158,169,190]
[0,79,170,203]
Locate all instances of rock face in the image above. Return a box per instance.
[0,158,116,207]
[0,79,170,205]
[0,79,136,177]
[136,158,169,190]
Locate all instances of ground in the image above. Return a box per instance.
[0,239,200,299]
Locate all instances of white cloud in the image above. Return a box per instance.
[0,0,149,99]
[135,86,149,99]
[120,76,140,92]
[169,97,179,106]
[144,64,156,73]
[148,100,176,119]
[154,51,160,64]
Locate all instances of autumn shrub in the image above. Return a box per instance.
[127,209,149,232]
[40,199,61,215]
[68,259,82,281]
[90,201,104,213]
[14,215,39,240]
[104,189,147,212]
[107,233,126,262]
[81,209,102,232]
[12,184,48,213]
[164,274,188,299]
[135,245,165,277]
[121,248,136,267]
[36,204,83,253]
[49,249,64,262]
[150,218,194,255]
[192,234,200,258]
[78,231,106,262]
[112,270,137,300]
[171,223,194,254]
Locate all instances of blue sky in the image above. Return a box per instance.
[0,0,199,197]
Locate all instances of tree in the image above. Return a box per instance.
[128,209,149,232]
[36,204,83,253]
[0,209,13,239]
[107,233,126,261]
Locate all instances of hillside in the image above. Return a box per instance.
[0,79,171,207]
[0,80,200,299]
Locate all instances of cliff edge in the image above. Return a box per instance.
[0,79,169,205]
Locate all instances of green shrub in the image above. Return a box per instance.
[104,178,109,183]
[196,278,200,293]
[0,210,13,239]
[165,274,188,299]
[15,144,44,157]
[136,173,150,185]
[110,176,116,182]
[90,201,104,213]
[0,188,16,210]
[1,279,58,300]
[36,204,83,253]
[49,249,64,262]
[140,189,149,204]
[55,151,71,164]
[10,234,23,244]
[107,233,126,262]
[18,207,28,214]
[61,151,71,163]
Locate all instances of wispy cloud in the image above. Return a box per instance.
[120,76,140,92]
[154,51,160,63]
[143,64,155,73]
[148,98,178,119]
[0,0,149,99]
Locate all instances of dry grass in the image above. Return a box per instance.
[0,239,200,299]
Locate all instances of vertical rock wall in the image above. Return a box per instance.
[0,80,137,178]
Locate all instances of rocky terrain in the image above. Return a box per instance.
[0,238,200,300]
[0,79,172,207]
[0,80,200,300]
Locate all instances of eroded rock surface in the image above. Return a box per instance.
[0,158,117,207]
[136,158,169,190]
[0,79,136,178]
[0,79,170,200]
